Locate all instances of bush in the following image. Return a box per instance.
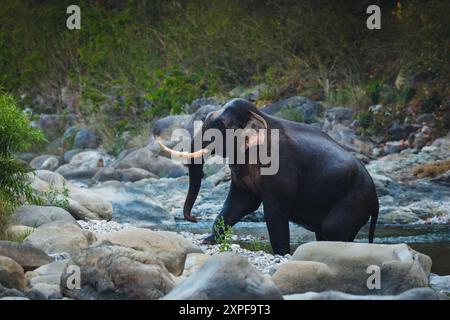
[0,93,44,238]
[213,217,233,252]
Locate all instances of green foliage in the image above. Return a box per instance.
[213,217,233,252]
[146,66,219,117]
[248,237,266,252]
[355,110,386,137]
[5,227,34,244]
[0,93,44,238]
[41,182,70,211]
[277,107,304,123]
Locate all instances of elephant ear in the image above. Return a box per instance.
[242,111,268,150]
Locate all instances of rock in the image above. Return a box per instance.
[37,114,66,140]
[326,124,373,156]
[384,141,407,154]
[97,228,202,276]
[430,274,450,294]
[93,167,157,183]
[430,170,450,186]
[182,253,209,277]
[35,170,66,189]
[63,149,82,163]
[410,131,433,149]
[67,187,113,221]
[92,182,174,226]
[0,241,52,271]
[57,149,115,172]
[261,96,323,124]
[15,152,37,163]
[28,283,61,300]
[152,115,191,144]
[0,256,26,291]
[187,98,220,113]
[24,221,97,257]
[416,114,434,125]
[388,123,420,141]
[60,242,175,300]
[34,260,70,277]
[322,107,355,132]
[59,167,102,180]
[113,147,187,178]
[30,155,60,171]
[73,128,99,149]
[0,284,26,298]
[11,205,77,228]
[5,225,35,239]
[162,252,283,300]
[284,288,440,300]
[273,242,431,295]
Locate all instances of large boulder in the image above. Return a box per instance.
[68,187,113,221]
[11,205,77,228]
[272,242,431,295]
[24,221,97,257]
[322,107,355,132]
[0,241,52,271]
[60,242,175,300]
[97,228,202,276]
[29,155,60,171]
[260,96,323,124]
[91,181,175,226]
[93,167,157,183]
[73,128,100,149]
[284,288,440,300]
[112,147,186,178]
[56,149,115,174]
[162,252,283,300]
[0,256,26,291]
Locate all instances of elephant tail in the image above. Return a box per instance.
[368,204,379,243]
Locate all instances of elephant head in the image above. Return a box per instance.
[159,98,269,222]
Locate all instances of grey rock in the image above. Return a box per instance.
[0,256,26,291]
[430,274,450,293]
[60,242,175,300]
[261,96,323,124]
[0,241,52,271]
[37,114,66,140]
[30,155,60,171]
[63,149,82,163]
[11,205,77,228]
[163,253,283,300]
[384,141,407,154]
[388,123,420,141]
[187,98,220,113]
[0,284,26,298]
[113,147,186,178]
[24,221,97,257]
[272,242,431,295]
[93,167,157,183]
[73,128,99,149]
[322,107,355,131]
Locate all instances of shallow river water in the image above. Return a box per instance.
[166,221,450,275]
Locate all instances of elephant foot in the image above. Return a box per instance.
[202,233,216,245]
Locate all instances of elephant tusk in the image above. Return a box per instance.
[158,141,209,159]
[250,111,268,129]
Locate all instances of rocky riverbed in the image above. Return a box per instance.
[1,95,449,300]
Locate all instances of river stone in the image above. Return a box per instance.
[60,241,175,300]
[68,187,113,221]
[24,221,96,257]
[0,241,52,271]
[0,256,26,291]
[73,128,99,149]
[11,205,77,227]
[113,147,187,178]
[0,284,27,298]
[260,96,323,124]
[272,242,431,295]
[284,288,440,300]
[93,167,157,183]
[97,228,202,276]
[28,283,62,300]
[430,274,450,293]
[30,155,60,171]
[162,252,283,300]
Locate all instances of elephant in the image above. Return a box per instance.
[159,98,379,255]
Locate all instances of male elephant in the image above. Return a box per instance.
[160,98,379,255]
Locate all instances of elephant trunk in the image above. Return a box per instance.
[183,163,204,222]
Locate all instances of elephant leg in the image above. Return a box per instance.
[315,231,325,241]
[203,182,261,244]
[320,188,371,242]
[263,203,291,255]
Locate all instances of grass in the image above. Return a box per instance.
[412,160,450,178]
[213,217,233,252]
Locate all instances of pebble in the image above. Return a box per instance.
[78,220,288,274]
